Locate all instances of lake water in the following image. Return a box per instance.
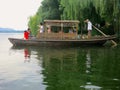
[0,33,120,90]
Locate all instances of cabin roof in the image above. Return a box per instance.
[44,20,80,27]
[44,20,80,23]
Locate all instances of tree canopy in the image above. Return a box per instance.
[28,0,120,36]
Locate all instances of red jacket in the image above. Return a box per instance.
[24,31,29,40]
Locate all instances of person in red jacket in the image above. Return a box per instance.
[24,31,29,40]
[24,28,30,40]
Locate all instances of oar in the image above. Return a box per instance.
[92,25,117,46]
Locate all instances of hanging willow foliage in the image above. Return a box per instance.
[28,0,120,35]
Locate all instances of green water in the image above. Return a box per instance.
[11,45,120,90]
[0,33,120,90]
[32,46,120,90]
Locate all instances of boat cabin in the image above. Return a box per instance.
[37,20,80,40]
[8,19,117,46]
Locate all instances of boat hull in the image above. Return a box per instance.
[8,36,116,47]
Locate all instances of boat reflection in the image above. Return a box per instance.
[10,46,120,90]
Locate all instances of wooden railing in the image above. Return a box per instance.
[36,32,77,40]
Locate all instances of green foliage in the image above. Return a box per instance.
[28,0,61,35]
[28,0,120,36]
[41,0,61,20]
[28,15,39,35]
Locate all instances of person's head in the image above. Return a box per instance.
[28,28,30,30]
[84,19,89,23]
[40,22,43,25]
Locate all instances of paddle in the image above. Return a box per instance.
[92,25,117,46]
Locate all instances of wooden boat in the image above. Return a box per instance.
[8,20,117,46]
[8,36,116,46]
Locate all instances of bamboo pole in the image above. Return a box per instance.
[92,25,117,46]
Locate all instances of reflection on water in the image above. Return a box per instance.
[9,46,120,90]
[86,50,91,73]
[24,48,31,62]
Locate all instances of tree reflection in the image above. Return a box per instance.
[10,46,120,90]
